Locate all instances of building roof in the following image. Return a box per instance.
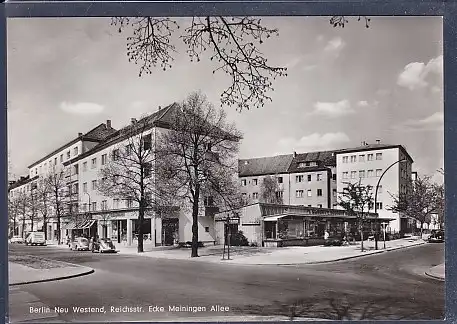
[238,154,294,177]
[239,150,337,177]
[334,143,414,162]
[8,175,39,191]
[64,103,179,164]
[28,123,117,169]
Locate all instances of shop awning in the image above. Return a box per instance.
[63,219,96,230]
[264,215,288,221]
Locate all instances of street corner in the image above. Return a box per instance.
[9,257,95,286]
[425,263,445,281]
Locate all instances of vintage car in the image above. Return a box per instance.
[91,238,117,253]
[428,230,444,243]
[70,237,90,251]
[9,236,24,244]
[24,232,46,246]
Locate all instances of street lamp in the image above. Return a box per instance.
[374,158,408,249]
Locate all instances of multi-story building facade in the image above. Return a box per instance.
[335,141,414,233]
[8,104,219,246]
[238,141,415,234]
[238,151,337,208]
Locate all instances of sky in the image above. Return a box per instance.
[7,17,443,182]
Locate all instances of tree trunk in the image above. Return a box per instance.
[138,206,145,253]
[360,221,364,252]
[420,221,423,239]
[43,216,47,240]
[191,186,200,258]
[57,214,61,245]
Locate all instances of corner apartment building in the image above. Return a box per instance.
[335,141,414,233]
[238,151,337,208]
[8,104,218,246]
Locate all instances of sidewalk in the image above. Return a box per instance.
[116,238,426,265]
[425,263,445,281]
[9,258,94,286]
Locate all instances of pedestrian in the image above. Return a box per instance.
[324,230,329,241]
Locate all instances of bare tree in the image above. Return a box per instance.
[97,116,159,253]
[25,183,39,232]
[8,194,21,237]
[389,175,443,238]
[338,179,374,252]
[112,16,369,112]
[260,175,283,204]
[42,166,68,244]
[16,190,29,238]
[156,91,242,257]
[35,178,52,240]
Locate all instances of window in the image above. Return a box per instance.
[367,169,374,177]
[317,204,323,208]
[91,158,97,169]
[376,202,383,210]
[376,153,382,160]
[39,166,42,173]
[125,144,133,155]
[92,180,97,190]
[113,199,120,209]
[60,154,63,162]
[101,200,107,210]
[350,155,357,163]
[54,157,57,165]
[83,182,87,193]
[316,174,322,181]
[277,177,283,184]
[241,193,247,202]
[83,162,88,172]
[82,203,87,212]
[252,179,258,186]
[298,162,306,168]
[205,227,210,233]
[333,189,337,197]
[112,149,119,161]
[204,196,214,206]
[92,202,97,211]
[376,169,383,177]
[74,147,78,156]
[296,190,304,198]
[35,168,38,175]
[367,154,374,161]
[307,189,312,197]
[241,179,247,186]
[143,134,152,150]
[252,192,259,200]
[342,156,349,163]
[307,174,312,182]
[359,170,365,178]
[308,205,312,207]
[296,175,304,183]
[44,162,47,169]
[276,191,283,199]
[101,154,107,165]
[73,164,79,175]
[351,171,357,179]
[126,199,133,208]
[332,174,337,181]
[342,172,348,179]
[67,151,70,159]
[144,162,152,177]
[359,155,365,162]
[317,189,322,196]
[73,183,78,194]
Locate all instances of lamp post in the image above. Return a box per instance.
[84,192,91,237]
[374,158,408,249]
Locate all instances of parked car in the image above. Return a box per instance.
[24,232,46,246]
[70,237,90,251]
[91,238,117,253]
[428,230,444,243]
[9,236,24,244]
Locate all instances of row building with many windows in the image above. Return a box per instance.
[238,141,415,234]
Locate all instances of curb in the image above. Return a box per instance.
[424,271,445,282]
[9,254,95,286]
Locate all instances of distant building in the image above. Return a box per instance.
[238,150,337,209]
[335,140,414,233]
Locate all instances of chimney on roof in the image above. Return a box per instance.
[158,105,161,111]
[293,151,297,158]
[131,118,137,124]
[106,120,112,128]
[376,139,381,144]
[78,132,83,137]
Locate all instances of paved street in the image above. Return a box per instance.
[9,243,444,322]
